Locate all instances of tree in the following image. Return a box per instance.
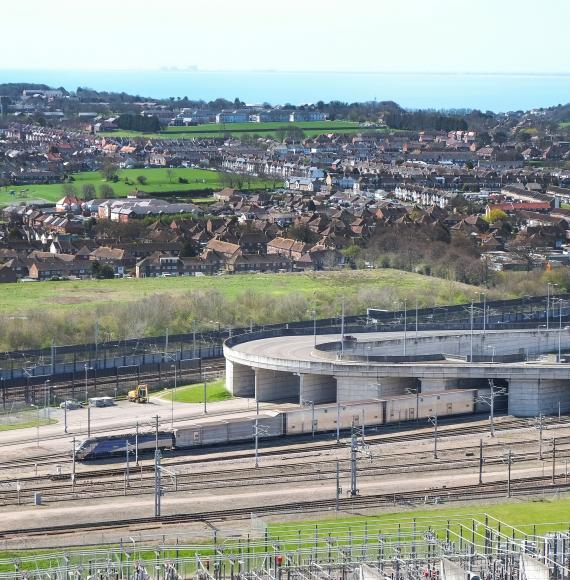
[100,161,119,182]
[136,175,148,185]
[180,241,198,257]
[92,261,115,279]
[82,183,96,199]
[493,131,508,145]
[62,183,78,197]
[116,113,160,132]
[483,208,508,224]
[98,184,115,198]
[166,168,176,184]
[287,225,317,244]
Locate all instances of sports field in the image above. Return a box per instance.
[0,167,277,205]
[110,120,369,140]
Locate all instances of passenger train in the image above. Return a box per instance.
[75,389,485,460]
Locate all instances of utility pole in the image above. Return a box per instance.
[72,436,76,487]
[558,299,563,363]
[504,449,513,498]
[415,297,419,338]
[350,426,358,496]
[171,363,177,429]
[203,376,208,415]
[476,380,506,438]
[154,449,162,517]
[164,327,169,357]
[64,400,68,434]
[403,299,407,357]
[335,460,342,511]
[482,292,487,336]
[94,320,99,366]
[87,402,91,437]
[428,411,438,459]
[479,438,484,484]
[336,400,341,444]
[154,415,159,450]
[531,413,548,460]
[84,364,89,404]
[126,439,130,488]
[552,438,557,484]
[253,419,270,468]
[470,299,474,362]
[547,283,551,330]
[312,309,317,347]
[340,299,345,356]
[135,421,139,466]
[254,418,260,468]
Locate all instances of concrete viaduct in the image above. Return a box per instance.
[224,328,570,417]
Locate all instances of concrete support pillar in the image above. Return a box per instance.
[299,374,336,405]
[225,359,255,397]
[336,375,416,402]
[509,378,570,417]
[255,368,300,403]
[421,378,457,394]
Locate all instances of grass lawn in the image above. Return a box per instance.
[110,120,370,140]
[0,270,482,317]
[0,418,56,431]
[156,379,230,404]
[560,121,570,128]
[269,497,570,541]
[2,497,570,569]
[0,167,278,206]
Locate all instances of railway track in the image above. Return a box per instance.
[2,420,569,505]
[0,358,226,406]
[2,474,569,540]
[0,413,558,474]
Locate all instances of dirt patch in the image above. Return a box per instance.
[47,296,94,305]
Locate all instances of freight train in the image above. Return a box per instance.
[74,389,485,460]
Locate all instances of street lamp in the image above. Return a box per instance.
[537,324,547,360]
[394,299,407,356]
[171,363,177,429]
[477,292,487,336]
[44,379,50,422]
[555,298,564,362]
[30,404,40,448]
[547,283,558,330]
[470,299,475,362]
[312,309,317,347]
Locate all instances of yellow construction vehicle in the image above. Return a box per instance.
[128,384,149,403]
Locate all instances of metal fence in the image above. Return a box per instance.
[1,513,570,579]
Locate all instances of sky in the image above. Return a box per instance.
[2,0,569,74]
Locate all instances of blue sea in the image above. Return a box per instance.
[1,69,569,112]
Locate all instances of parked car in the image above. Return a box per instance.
[60,400,83,410]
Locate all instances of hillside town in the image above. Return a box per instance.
[1,88,570,284]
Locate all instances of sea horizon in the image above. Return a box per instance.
[1,68,569,112]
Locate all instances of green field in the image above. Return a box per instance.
[270,497,570,540]
[1,497,569,569]
[0,270,482,317]
[560,121,570,128]
[110,120,372,140]
[0,167,278,205]
[156,379,231,404]
[0,418,56,431]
